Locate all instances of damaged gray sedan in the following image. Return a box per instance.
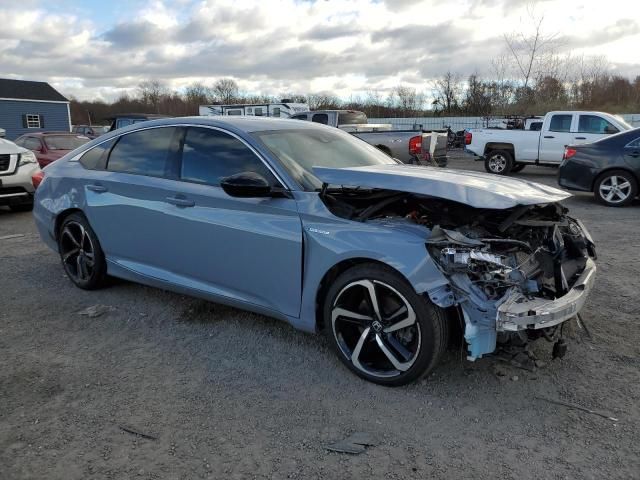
[34,117,596,386]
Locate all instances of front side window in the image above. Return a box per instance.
[25,114,41,129]
[312,114,329,125]
[578,115,619,134]
[253,128,398,191]
[549,114,572,132]
[180,127,276,186]
[116,119,134,129]
[107,127,178,177]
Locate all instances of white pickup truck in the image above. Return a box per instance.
[465,111,633,175]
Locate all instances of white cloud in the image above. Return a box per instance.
[0,0,637,102]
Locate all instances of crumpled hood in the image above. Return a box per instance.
[313,164,571,209]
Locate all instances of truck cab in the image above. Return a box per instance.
[466,111,632,175]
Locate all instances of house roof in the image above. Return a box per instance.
[0,78,68,102]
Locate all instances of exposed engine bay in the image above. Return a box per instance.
[321,186,597,359]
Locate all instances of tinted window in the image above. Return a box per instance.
[549,114,572,132]
[338,111,367,125]
[578,115,618,134]
[180,127,275,186]
[108,127,177,177]
[80,138,116,170]
[312,114,329,125]
[23,137,42,150]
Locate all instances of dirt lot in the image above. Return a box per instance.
[1,154,639,479]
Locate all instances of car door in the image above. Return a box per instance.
[82,126,187,274]
[574,114,620,145]
[623,137,640,170]
[159,126,303,318]
[538,113,575,163]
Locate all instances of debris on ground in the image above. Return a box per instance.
[118,425,158,440]
[327,432,377,454]
[77,304,116,318]
[536,396,619,422]
[0,234,25,240]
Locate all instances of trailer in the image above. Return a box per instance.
[199,100,309,118]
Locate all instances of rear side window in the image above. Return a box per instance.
[80,138,116,170]
[180,127,276,186]
[107,127,178,177]
[23,137,42,150]
[578,115,619,134]
[312,113,329,125]
[338,111,367,125]
[549,115,572,132]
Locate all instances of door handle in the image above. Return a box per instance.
[165,196,195,207]
[574,136,587,140]
[544,135,555,139]
[87,184,108,193]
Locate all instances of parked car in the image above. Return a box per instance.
[0,137,42,211]
[291,110,448,166]
[108,113,169,131]
[14,132,90,168]
[465,111,632,175]
[558,127,640,207]
[72,125,109,139]
[33,117,597,386]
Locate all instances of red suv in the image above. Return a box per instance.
[14,132,90,167]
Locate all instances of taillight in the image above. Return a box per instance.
[563,147,577,160]
[32,170,44,189]
[409,135,422,155]
[464,131,472,145]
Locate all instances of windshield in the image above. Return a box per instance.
[44,135,90,150]
[253,128,397,191]
[338,111,367,125]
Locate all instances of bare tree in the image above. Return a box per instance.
[432,72,461,114]
[503,2,559,91]
[184,82,213,106]
[212,78,239,104]
[137,80,169,112]
[393,85,423,116]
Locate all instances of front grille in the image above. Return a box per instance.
[0,154,10,172]
[0,186,27,195]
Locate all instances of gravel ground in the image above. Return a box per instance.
[1,154,639,479]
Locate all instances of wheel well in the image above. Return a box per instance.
[591,167,639,192]
[53,208,84,241]
[314,258,409,331]
[375,145,392,156]
[484,143,515,158]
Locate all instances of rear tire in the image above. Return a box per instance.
[323,263,448,386]
[57,212,107,290]
[594,170,637,207]
[484,150,513,175]
[511,163,526,173]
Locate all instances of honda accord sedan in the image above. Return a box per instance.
[34,117,597,386]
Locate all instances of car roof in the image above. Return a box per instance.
[20,132,86,137]
[106,115,330,133]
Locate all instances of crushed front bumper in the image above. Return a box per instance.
[496,258,597,332]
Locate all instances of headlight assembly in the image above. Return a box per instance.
[19,151,37,166]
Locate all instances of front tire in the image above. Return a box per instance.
[323,264,447,386]
[594,170,637,207]
[57,212,107,289]
[484,150,513,175]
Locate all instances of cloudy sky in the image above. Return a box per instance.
[0,0,638,102]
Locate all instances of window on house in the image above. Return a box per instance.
[25,114,42,129]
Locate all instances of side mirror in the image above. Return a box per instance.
[221,171,273,198]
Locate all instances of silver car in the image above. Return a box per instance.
[0,138,41,211]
